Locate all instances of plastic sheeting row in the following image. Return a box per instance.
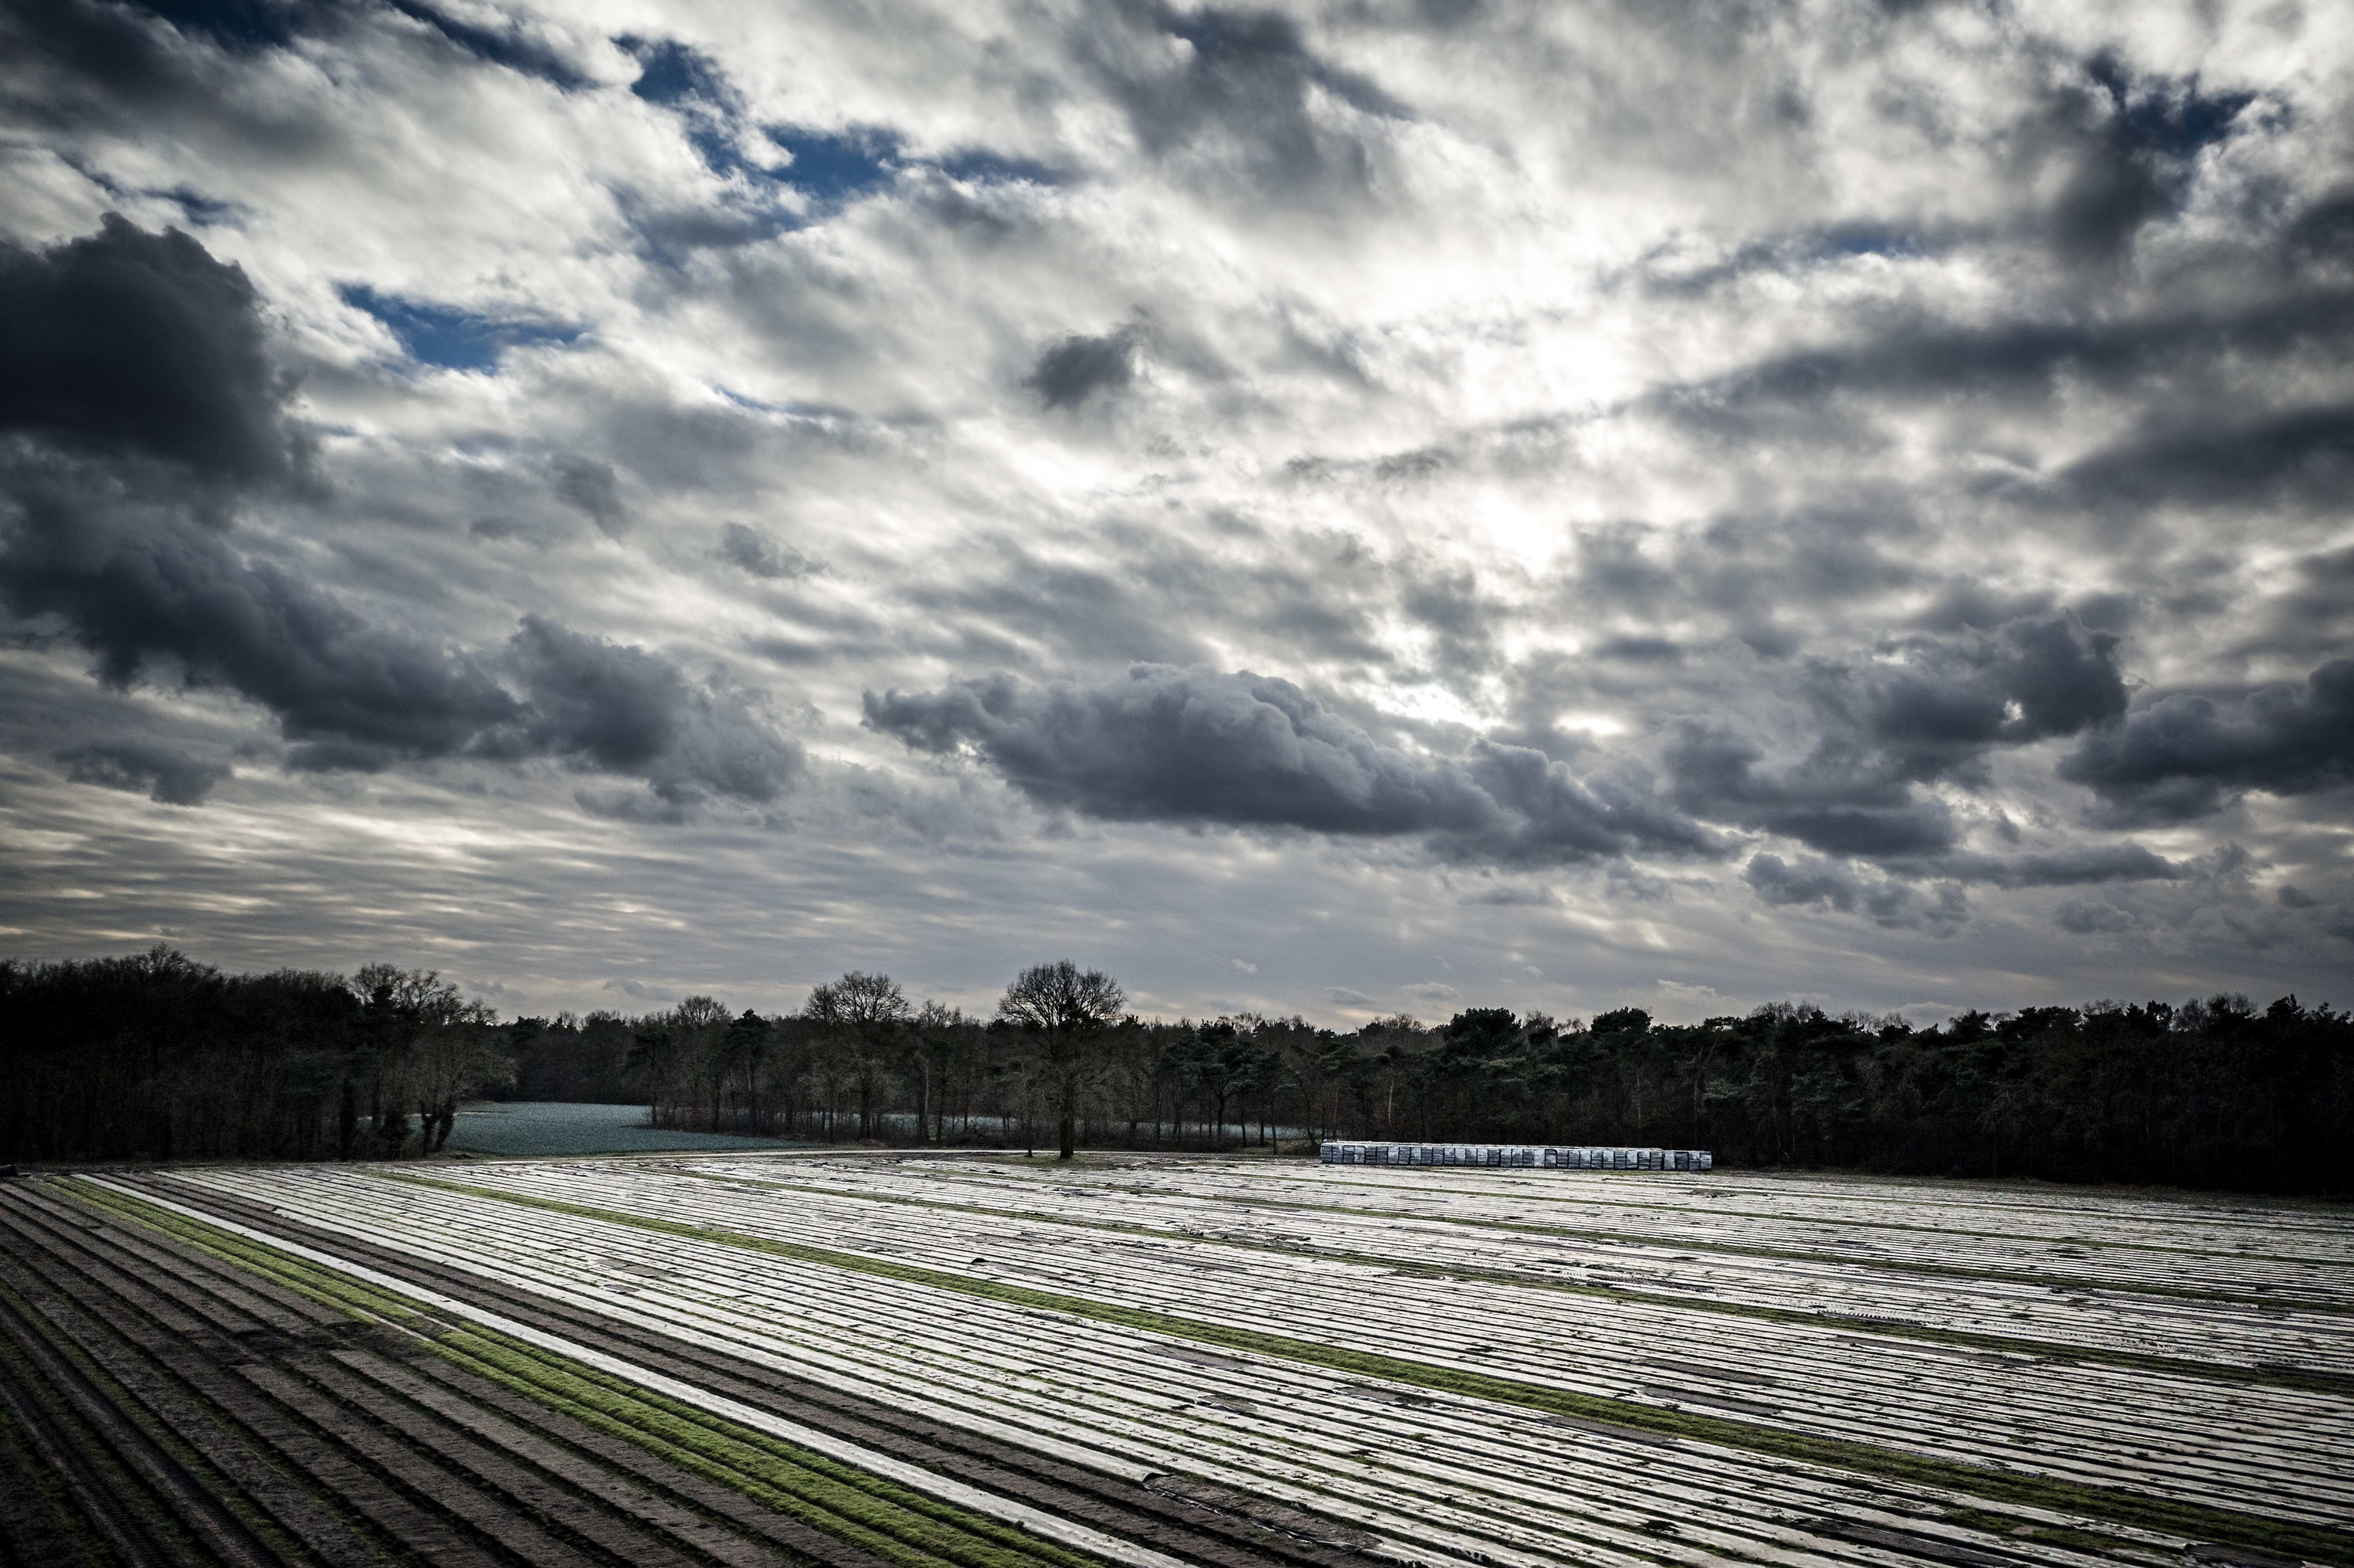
[1319,1141,1712,1171]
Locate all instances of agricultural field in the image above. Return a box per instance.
[2,1154,2349,1568]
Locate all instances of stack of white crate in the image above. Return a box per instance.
[1319,1142,1712,1171]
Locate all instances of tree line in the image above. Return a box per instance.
[1,947,510,1163]
[5,947,2349,1192]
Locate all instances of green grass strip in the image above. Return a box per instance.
[59,1178,1111,1568]
[674,1170,2354,1398]
[405,1171,2354,1568]
[430,1331,966,1568]
[1143,1174,2354,1315]
[433,1325,1104,1568]
[63,1179,436,1328]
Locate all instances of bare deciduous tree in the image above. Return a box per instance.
[352,965,505,1155]
[807,972,910,1137]
[997,961,1126,1160]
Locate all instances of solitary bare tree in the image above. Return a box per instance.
[910,1001,966,1143]
[997,961,1125,1160]
[806,972,910,1137]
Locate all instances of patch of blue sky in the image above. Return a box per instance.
[158,187,242,225]
[1632,218,1948,297]
[761,125,901,201]
[66,158,245,227]
[126,0,301,51]
[620,35,729,108]
[615,33,1046,236]
[712,385,782,413]
[339,284,582,373]
[2085,53,2254,159]
[1814,222,1920,260]
[709,388,861,428]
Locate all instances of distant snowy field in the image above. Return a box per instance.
[446,1100,806,1156]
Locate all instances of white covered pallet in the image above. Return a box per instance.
[1320,1141,1712,1171]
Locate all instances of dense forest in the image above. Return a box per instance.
[5,946,2350,1193]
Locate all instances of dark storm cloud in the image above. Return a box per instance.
[0,467,525,770]
[1659,614,2131,862]
[550,454,627,535]
[0,219,511,768]
[56,737,228,805]
[1,475,801,798]
[0,214,295,482]
[6,1,2351,1013]
[0,0,289,127]
[2054,897,2137,935]
[864,664,1716,864]
[2027,56,2253,265]
[499,617,803,805]
[1027,325,1142,410]
[1744,854,1969,934]
[2053,403,2354,513]
[1,0,529,156]
[2238,544,2354,663]
[1669,289,2354,432]
[1841,614,2127,774]
[1075,3,1407,205]
[715,522,814,580]
[1399,562,1504,683]
[1928,845,2184,888]
[0,215,799,812]
[2059,659,2354,824]
[1664,725,1957,857]
[56,0,584,89]
[503,615,684,774]
[1555,508,1927,653]
[2285,187,2354,273]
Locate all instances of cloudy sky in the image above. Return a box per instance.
[2,0,2351,1026]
